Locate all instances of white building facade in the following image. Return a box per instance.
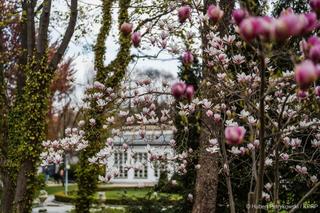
[106,127,175,185]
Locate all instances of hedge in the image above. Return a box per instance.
[54,191,179,206]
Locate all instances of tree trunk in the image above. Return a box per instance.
[14,160,35,213]
[192,0,234,212]
[1,172,15,213]
[75,0,131,211]
[193,130,219,213]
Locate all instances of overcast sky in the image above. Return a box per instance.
[52,0,179,105]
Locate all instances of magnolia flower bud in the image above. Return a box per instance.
[232,9,247,25]
[78,120,85,127]
[106,138,113,146]
[225,126,246,145]
[185,85,195,101]
[308,35,320,46]
[120,22,133,35]
[316,64,320,77]
[122,143,128,150]
[131,32,141,47]
[89,118,96,126]
[280,153,289,161]
[309,45,320,62]
[171,82,186,99]
[170,139,176,147]
[178,5,191,23]
[187,193,193,201]
[274,15,296,39]
[182,51,194,65]
[302,12,317,34]
[294,60,317,90]
[213,113,221,122]
[239,18,260,41]
[206,5,224,23]
[310,0,320,14]
[297,89,308,99]
[315,86,320,97]
[206,110,213,117]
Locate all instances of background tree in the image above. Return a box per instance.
[193,0,235,212]
[75,0,132,211]
[0,0,78,212]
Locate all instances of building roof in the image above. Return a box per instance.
[113,126,173,146]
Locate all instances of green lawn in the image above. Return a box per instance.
[103,188,152,199]
[47,184,181,203]
[102,188,181,200]
[45,184,78,195]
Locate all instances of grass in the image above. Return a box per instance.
[103,188,152,199]
[44,184,78,195]
[47,184,181,204]
[102,188,181,201]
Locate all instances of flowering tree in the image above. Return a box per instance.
[42,0,320,213]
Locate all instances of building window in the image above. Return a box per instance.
[114,152,128,178]
[134,152,148,179]
[153,161,167,178]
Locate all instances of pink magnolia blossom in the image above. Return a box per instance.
[302,12,318,33]
[206,5,224,23]
[232,9,247,25]
[171,82,186,99]
[308,35,320,46]
[171,82,195,101]
[294,60,317,90]
[213,113,221,123]
[178,5,191,23]
[206,110,213,117]
[224,126,246,145]
[239,17,262,41]
[274,14,305,39]
[120,22,133,35]
[131,32,141,47]
[185,85,195,101]
[316,64,320,77]
[309,44,320,62]
[297,89,309,99]
[182,51,194,65]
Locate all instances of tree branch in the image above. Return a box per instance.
[50,0,78,71]
[37,0,52,54]
[288,182,320,213]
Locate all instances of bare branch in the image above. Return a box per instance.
[289,182,320,213]
[50,0,78,71]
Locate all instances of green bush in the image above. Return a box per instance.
[34,173,46,198]
[54,191,76,203]
[54,188,181,206]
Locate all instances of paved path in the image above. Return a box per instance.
[32,195,74,213]
[32,184,138,212]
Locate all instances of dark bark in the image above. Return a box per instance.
[49,0,78,71]
[1,173,15,213]
[26,0,36,57]
[0,25,13,213]
[193,130,219,213]
[0,0,78,212]
[13,160,35,213]
[37,0,52,54]
[192,0,234,212]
